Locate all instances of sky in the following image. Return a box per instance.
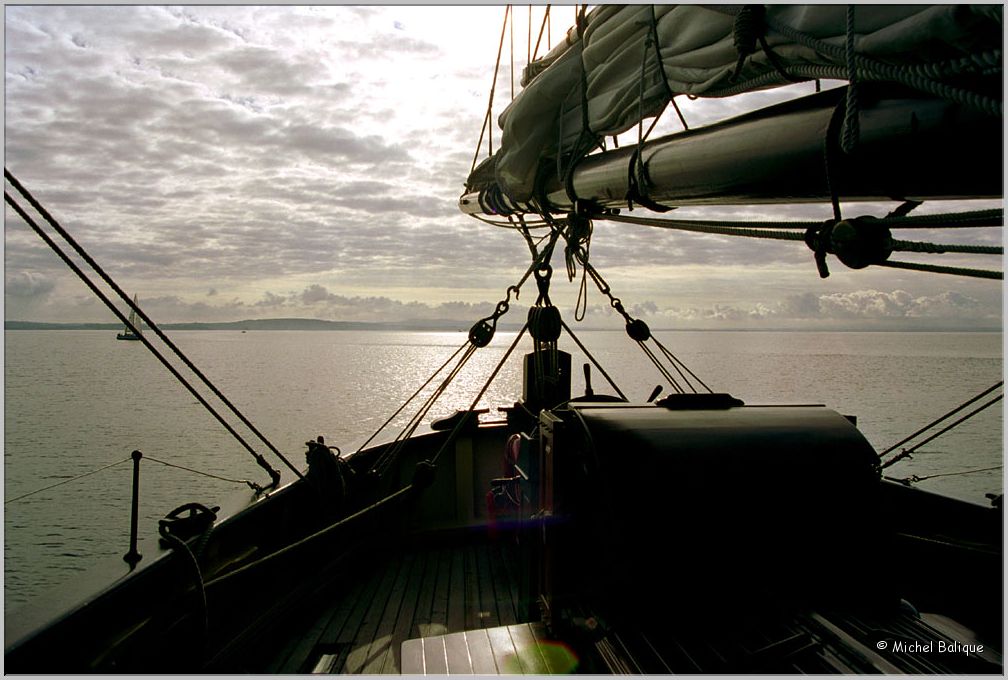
[4,5,1003,331]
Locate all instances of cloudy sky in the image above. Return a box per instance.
[4,5,1002,330]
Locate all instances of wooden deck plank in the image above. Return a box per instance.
[446,545,466,633]
[444,631,475,674]
[476,541,502,629]
[360,550,422,674]
[464,542,481,630]
[343,553,413,673]
[267,585,342,674]
[376,547,431,673]
[486,541,519,626]
[465,628,500,675]
[425,547,451,638]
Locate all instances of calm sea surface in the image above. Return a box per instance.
[4,329,1003,610]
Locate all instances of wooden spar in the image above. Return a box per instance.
[459,88,1002,216]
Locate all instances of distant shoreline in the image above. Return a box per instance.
[5,319,1002,333]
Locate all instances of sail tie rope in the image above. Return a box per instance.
[759,9,1001,116]
[841,5,860,154]
[4,180,289,487]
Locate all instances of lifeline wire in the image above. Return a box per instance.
[5,457,131,504]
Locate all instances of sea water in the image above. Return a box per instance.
[4,329,1003,610]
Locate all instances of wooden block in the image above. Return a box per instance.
[444,631,474,674]
[400,638,424,675]
[465,628,499,675]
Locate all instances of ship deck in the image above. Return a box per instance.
[223,529,1001,675]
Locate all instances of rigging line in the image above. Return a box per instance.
[510,3,514,101]
[372,344,479,476]
[531,5,550,62]
[890,240,1002,256]
[5,457,130,504]
[638,339,685,393]
[650,338,702,393]
[894,464,1003,484]
[880,394,1003,470]
[878,381,1003,457]
[203,484,416,590]
[604,211,1003,231]
[4,171,299,482]
[355,340,471,455]
[4,191,286,485]
[875,260,1002,280]
[144,455,261,489]
[600,213,806,241]
[469,5,512,173]
[431,325,529,466]
[559,319,628,401]
[651,337,713,394]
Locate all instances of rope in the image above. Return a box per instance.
[5,457,130,504]
[879,381,1002,457]
[559,319,628,401]
[891,464,1003,486]
[875,260,1002,280]
[840,5,860,153]
[354,340,471,455]
[204,484,414,590]
[891,240,1002,255]
[144,456,265,492]
[469,5,511,175]
[5,171,296,484]
[880,393,1003,470]
[431,325,530,465]
[759,9,1001,116]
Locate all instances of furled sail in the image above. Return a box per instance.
[464,5,1002,212]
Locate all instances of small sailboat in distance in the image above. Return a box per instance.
[116,294,142,341]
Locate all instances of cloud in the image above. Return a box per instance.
[5,271,57,298]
